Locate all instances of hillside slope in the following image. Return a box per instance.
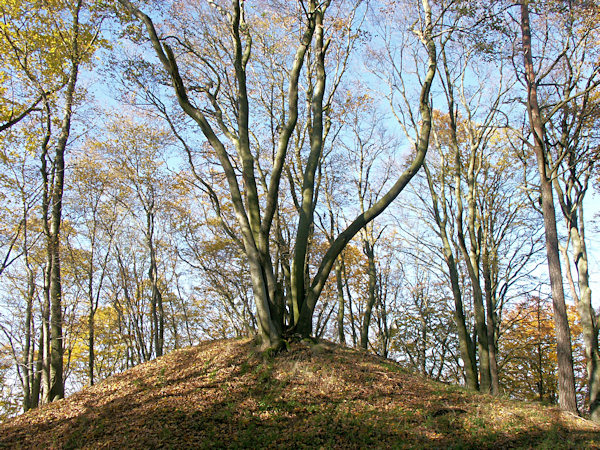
[1,338,598,449]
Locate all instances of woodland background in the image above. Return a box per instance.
[1,0,599,424]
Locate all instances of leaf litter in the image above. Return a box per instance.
[0,338,598,449]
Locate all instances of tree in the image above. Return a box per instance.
[517,0,600,414]
[367,0,513,391]
[540,1,600,421]
[422,123,478,390]
[498,296,587,408]
[117,0,438,349]
[0,0,106,403]
[95,115,178,359]
[69,147,120,386]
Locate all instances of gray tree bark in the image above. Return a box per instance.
[520,0,578,414]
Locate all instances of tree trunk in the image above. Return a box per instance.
[48,220,64,401]
[342,259,359,347]
[23,266,34,411]
[31,333,42,409]
[296,0,437,339]
[48,0,83,401]
[88,302,95,386]
[447,252,478,390]
[440,45,491,392]
[335,257,346,345]
[423,161,478,391]
[520,0,578,414]
[146,207,164,358]
[291,5,328,336]
[119,0,436,346]
[41,266,50,404]
[569,208,600,421]
[360,240,377,350]
[482,253,500,395]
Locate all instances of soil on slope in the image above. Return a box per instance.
[1,338,598,449]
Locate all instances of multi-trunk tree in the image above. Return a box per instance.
[117,0,439,349]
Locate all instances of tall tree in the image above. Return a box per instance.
[518,0,596,414]
[97,116,176,359]
[1,0,105,403]
[541,1,600,421]
[117,0,439,349]
[69,147,119,386]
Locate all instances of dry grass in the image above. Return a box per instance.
[1,338,598,449]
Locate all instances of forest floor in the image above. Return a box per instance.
[1,338,599,449]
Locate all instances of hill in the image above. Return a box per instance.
[1,338,599,449]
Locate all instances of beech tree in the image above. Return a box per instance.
[541,3,600,421]
[498,296,587,408]
[99,116,179,359]
[2,0,599,423]
[518,0,600,415]
[69,147,119,386]
[0,0,105,403]
[116,0,439,349]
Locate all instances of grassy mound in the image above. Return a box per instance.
[1,338,598,449]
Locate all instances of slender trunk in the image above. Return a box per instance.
[49,217,64,401]
[146,207,164,358]
[88,301,95,385]
[553,137,599,419]
[23,193,37,412]
[169,298,179,349]
[536,296,545,402]
[483,254,500,395]
[457,188,491,393]
[423,162,478,390]
[22,200,35,410]
[23,266,34,411]
[570,209,600,421]
[443,44,491,392]
[31,333,42,409]
[420,295,427,374]
[335,257,346,345]
[360,240,377,349]
[40,98,52,405]
[378,287,390,358]
[41,265,50,404]
[520,0,578,414]
[298,0,437,336]
[291,3,328,335]
[448,254,478,390]
[49,0,83,401]
[342,259,358,347]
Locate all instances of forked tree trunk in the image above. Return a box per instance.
[571,222,600,422]
[120,0,437,348]
[440,48,491,393]
[423,131,479,391]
